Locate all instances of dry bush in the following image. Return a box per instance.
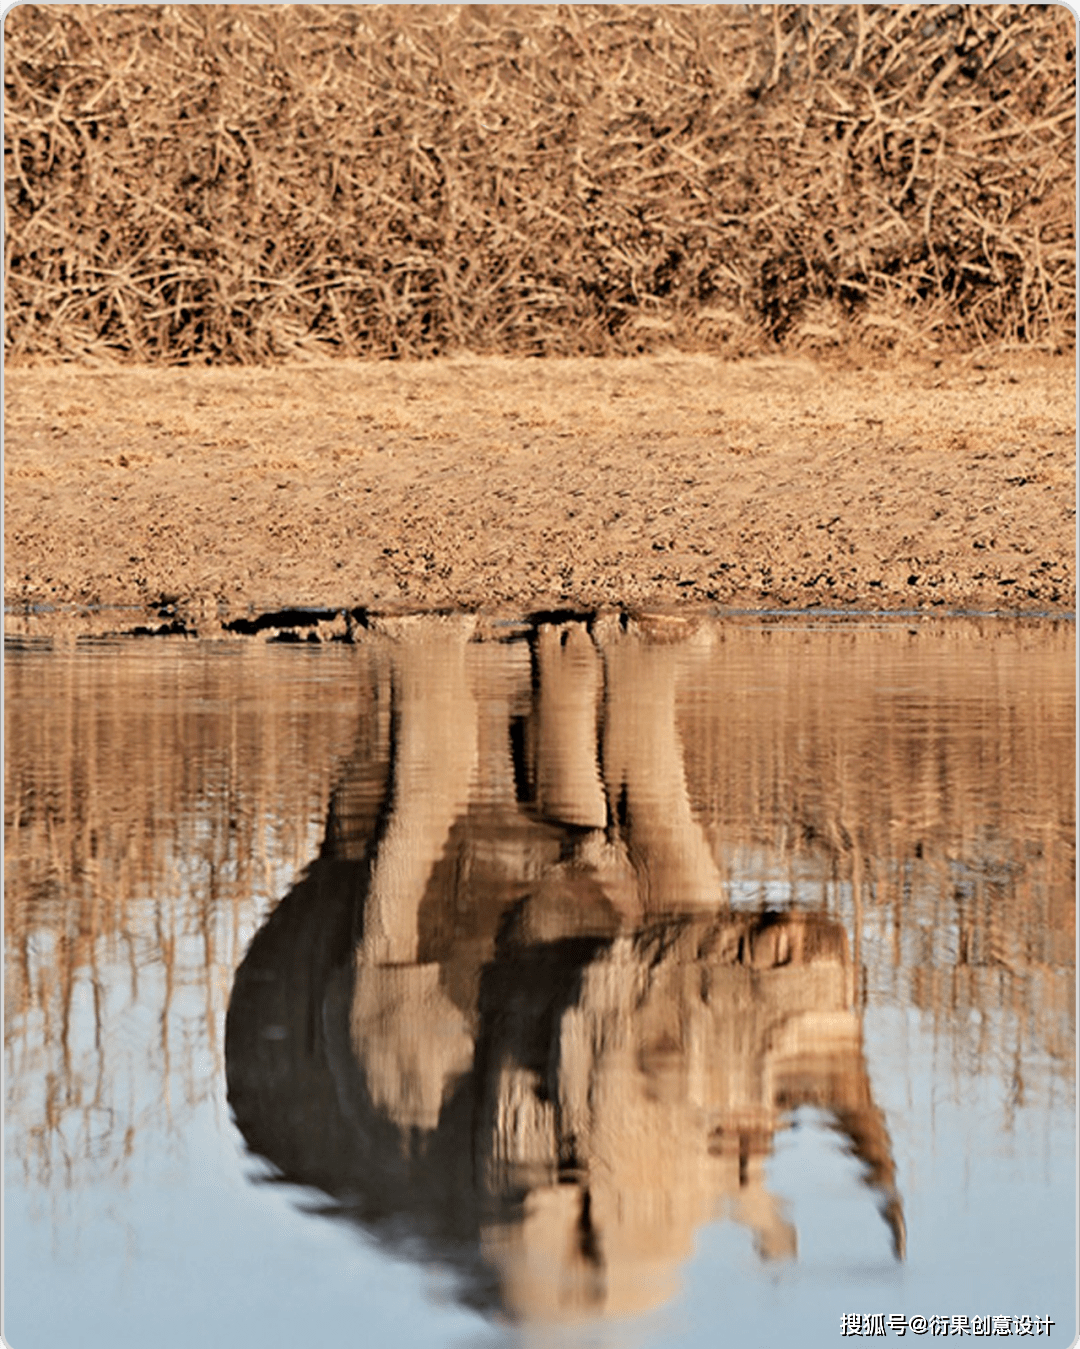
[4,3,1075,363]
[6,625,1073,1189]
[4,642,366,1186]
[682,619,1076,1092]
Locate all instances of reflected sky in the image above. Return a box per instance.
[4,614,1075,1348]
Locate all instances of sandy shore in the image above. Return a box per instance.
[4,352,1074,633]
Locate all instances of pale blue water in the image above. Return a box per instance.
[5,617,1075,1349]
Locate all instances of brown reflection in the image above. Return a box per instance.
[226,615,904,1322]
[4,640,367,1192]
[6,616,1072,1270]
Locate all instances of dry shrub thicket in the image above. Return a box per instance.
[5,627,1074,1188]
[682,621,1076,1098]
[5,644,365,1187]
[4,3,1075,364]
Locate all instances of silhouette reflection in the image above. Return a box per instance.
[226,614,904,1323]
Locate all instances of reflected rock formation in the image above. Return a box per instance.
[226,613,904,1324]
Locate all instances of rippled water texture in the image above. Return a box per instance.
[5,615,1075,1349]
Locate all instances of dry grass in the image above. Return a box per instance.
[4,642,366,1186]
[682,620,1076,1093]
[5,625,1073,1188]
[4,4,1075,364]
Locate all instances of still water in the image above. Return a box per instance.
[4,614,1075,1349]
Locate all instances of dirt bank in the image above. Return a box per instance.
[4,353,1075,631]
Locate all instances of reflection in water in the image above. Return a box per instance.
[226,615,899,1322]
[5,616,1074,1341]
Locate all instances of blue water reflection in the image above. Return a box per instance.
[4,615,1075,1348]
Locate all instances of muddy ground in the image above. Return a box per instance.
[4,353,1075,634]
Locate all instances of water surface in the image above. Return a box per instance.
[5,615,1075,1348]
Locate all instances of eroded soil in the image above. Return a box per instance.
[4,353,1075,632]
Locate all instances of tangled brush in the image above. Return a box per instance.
[5,4,1075,363]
